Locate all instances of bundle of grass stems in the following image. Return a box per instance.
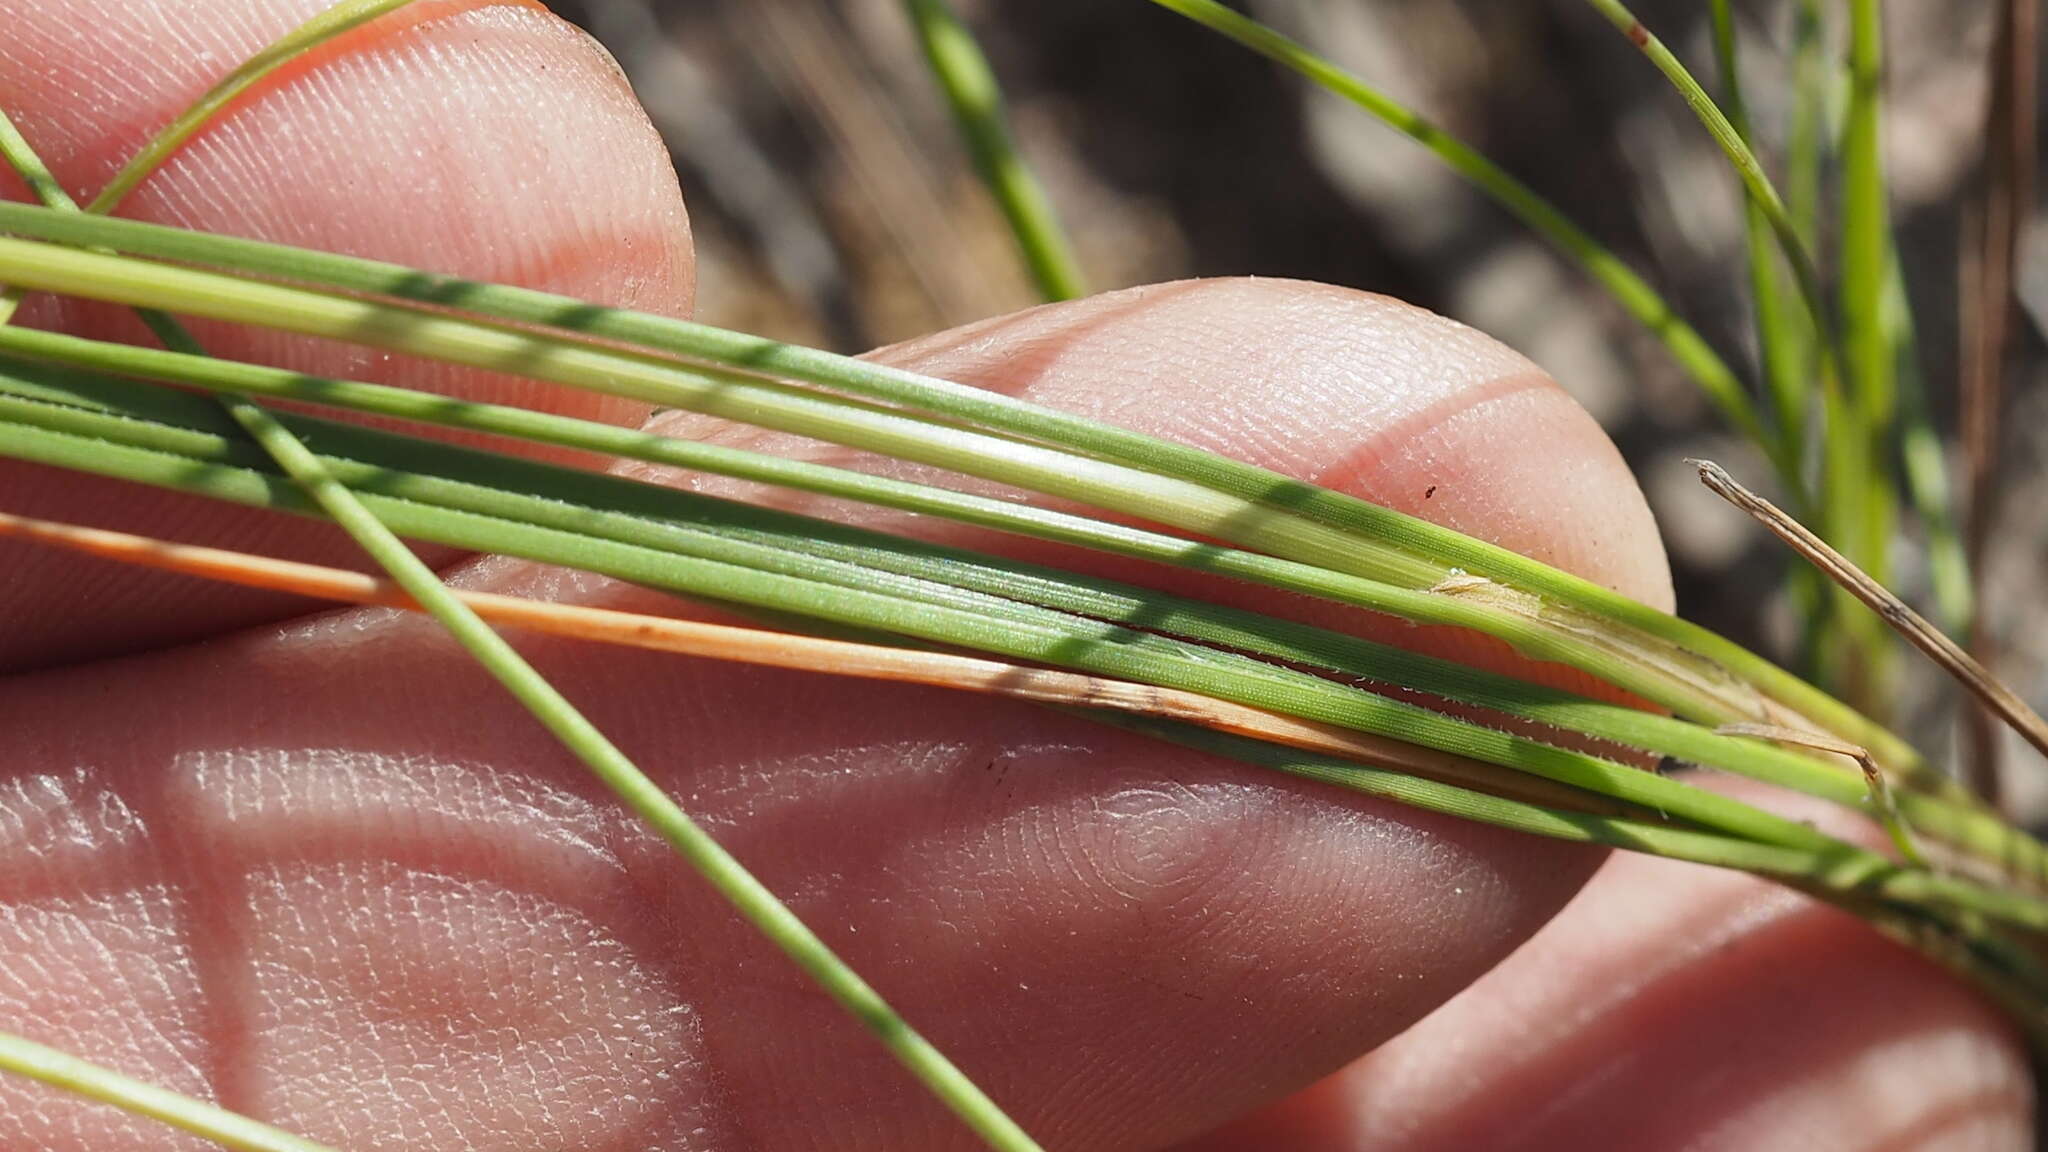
[0,0,2042,1148]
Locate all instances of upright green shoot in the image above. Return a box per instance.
[902,0,1086,301]
[1830,0,1902,710]
[1579,0,1926,718]
[1708,0,1809,493]
[1578,0,1831,346]
[1786,0,1829,253]
[1888,263,1972,636]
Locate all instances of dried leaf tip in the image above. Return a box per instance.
[1717,723,1924,868]
[1693,458,2048,795]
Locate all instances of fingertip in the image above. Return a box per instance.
[875,277,1671,611]
[851,278,1673,704]
[0,0,696,669]
[1200,834,2033,1152]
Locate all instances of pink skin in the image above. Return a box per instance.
[1177,780,2032,1152]
[0,0,687,670]
[0,2,2027,1149]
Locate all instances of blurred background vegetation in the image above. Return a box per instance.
[545,0,2047,812]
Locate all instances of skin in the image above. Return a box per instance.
[0,1,2029,1149]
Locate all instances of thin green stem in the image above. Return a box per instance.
[0,105,78,324]
[1136,0,1767,458]
[1583,0,1896,714]
[1839,0,1891,443]
[1708,0,1809,498]
[0,208,1945,795]
[1710,0,1836,684]
[1577,0,1833,351]
[82,0,424,215]
[1788,0,1828,255]
[0,0,2036,1126]
[228,423,1046,1152]
[902,0,1086,300]
[1781,0,1832,675]
[1828,0,1900,713]
[8,233,1832,781]
[1778,0,1825,461]
[1887,259,1972,635]
[0,1032,345,1152]
[1139,719,2048,933]
[0,317,1772,735]
[9,265,2048,1031]
[0,320,1049,1152]
[17,331,2031,873]
[32,356,2048,911]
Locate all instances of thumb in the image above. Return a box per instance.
[0,0,694,670]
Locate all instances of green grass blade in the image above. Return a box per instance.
[902,0,1085,301]
[1118,719,2048,1040]
[1705,0,1846,686]
[1827,0,1902,711]
[1778,0,1834,674]
[24,321,2044,886]
[9,320,2033,878]
[1839,0,1893,462]
[13,352,2048,1005]
[0,108,74,212]
[250,442,1051,1152]
[21,359,2048,908]
[0,230,1808,759]
[1578,0,1832,348]
[17,387,2048,931]
[0,318,1788,739]
[1136,0,1767,456]
[82,0,423,215]
[201,394,1064,1152]
[1708,0,1811,493]
[1788,0,1829,252]
[1885,258,1971,635]
[0,370,1912,865]
[0,1032,345,1152]
[0,369,1049,1152]
[1130,718,2048,937]
[0,104,79,325]
[25,321,2041,876]
[1,0,2035,1125]
[0,325,1846,809]
[1583,0,1903,716]
[0,209,1944,791]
